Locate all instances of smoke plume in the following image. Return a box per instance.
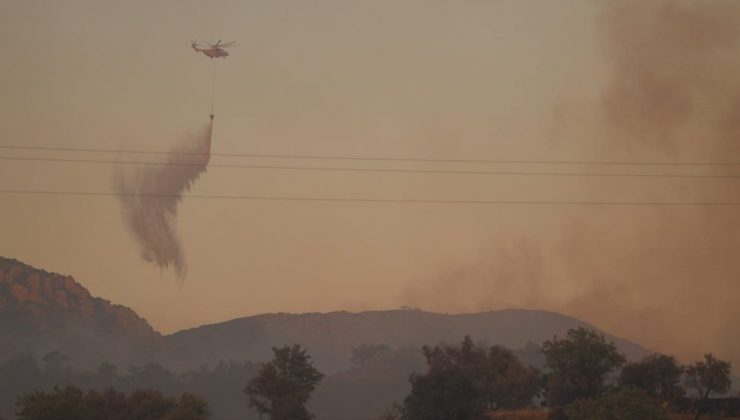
[402,0,740,366]
[589,0,740,362]
[114,122,212,279]
[600,0,740,154]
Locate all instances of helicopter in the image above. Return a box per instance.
[191,39,236,59]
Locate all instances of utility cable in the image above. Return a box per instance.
[1,144,739,167]
[1,189,739,206]
[1,155,739,180]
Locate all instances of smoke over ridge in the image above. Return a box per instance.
[113,122,213,279]
[402,0,740,366]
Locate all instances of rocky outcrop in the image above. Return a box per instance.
[0,257,162,368]
[0,256,160,343]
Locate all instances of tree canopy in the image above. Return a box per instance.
[685,353,732,420]
[563,386,668,420]
[541,327,626,406]
[15,386,209,420]
[403,336,539,420]
[620,354,684,402]
[244,344,324,420]
[481,344,540,410]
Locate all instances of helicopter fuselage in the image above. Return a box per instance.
[194,46,229,59]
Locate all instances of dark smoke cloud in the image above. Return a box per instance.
[113,122,212,279]
[600,0,740,154]
[401,0,740,366]
[591,0,740,361]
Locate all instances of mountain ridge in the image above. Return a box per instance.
[162,307,652,373]
[0,256,652,373]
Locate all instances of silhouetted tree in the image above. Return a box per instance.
[410,336,487,418]
[404,336,538,420]
[405,368,483,420]
[85,388,130,420]
[16,386,87,420]
[541,327,626,406]
[244,344,324,420]
[481,345,540,410]
[163,393,210,420]
[620,354,684,402]
[128,390,175,420]
[0,353,243,419]
[563,386,667,420]
[15,386,209,420]
[684,353,732,420]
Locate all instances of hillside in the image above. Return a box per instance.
[163,308,651,373]
[0,257,162,369]
[0,256,659,419]
[0,255,651,375]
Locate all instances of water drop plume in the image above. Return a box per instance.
[114,121,212,279]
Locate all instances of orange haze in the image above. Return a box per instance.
[1,0,739,367]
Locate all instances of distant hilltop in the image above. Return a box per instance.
[165,307,651,373]
[0,256,651,373]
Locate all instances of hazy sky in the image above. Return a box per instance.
[2,0,739,367]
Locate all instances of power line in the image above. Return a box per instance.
[2,156,739,180]
[1,144,739,167]
[1,189,739,206]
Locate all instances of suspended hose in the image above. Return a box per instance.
[209,59,218,120]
